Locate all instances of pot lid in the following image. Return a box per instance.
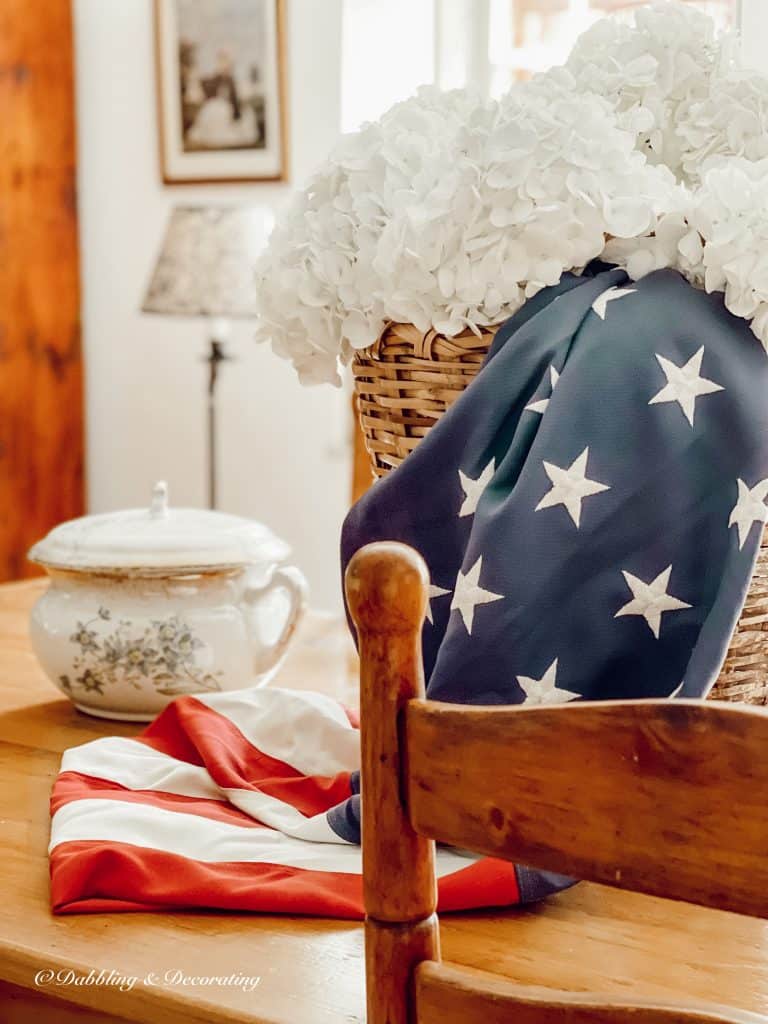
[28,482,291,572]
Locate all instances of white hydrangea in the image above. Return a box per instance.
[254,87,490,385]
[684,158,768,351]
[568,1,768,188]
[677,70,768,183]
[603,210,693,283]
[254,0,768,384]
[565,0,732,179]
[255,75,681,385]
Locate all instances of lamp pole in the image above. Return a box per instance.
[205,319,233,509]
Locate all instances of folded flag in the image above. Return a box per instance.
[50,265,768,914]
[50,687,521,914]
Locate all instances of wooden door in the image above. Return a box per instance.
[0,0,84,580]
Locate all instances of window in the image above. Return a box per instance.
[487,0,739,96]
[342,0,749,132]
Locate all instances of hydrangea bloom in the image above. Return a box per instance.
[254,87,492,385]
[254,76,681,385]
[254,0,768,383]
[677,70,768,182]
[685,158,768,349]
[565,0,730,179]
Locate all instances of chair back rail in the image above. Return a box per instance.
[404,697,768,919]
[414,963,768,1024]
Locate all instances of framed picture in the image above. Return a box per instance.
[154,0,288,183]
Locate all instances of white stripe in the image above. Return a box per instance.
[194,687,360,777]
[223,788,353,843]
[49,798,478,877]
[62,738,222,801]
[61,736,351,843]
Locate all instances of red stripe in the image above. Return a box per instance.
[51,772,262,828]
[137,698,207,764]
[139,696,354,817]
[50,841,366,918]
[49,835,520,918]
[437,857,521,911]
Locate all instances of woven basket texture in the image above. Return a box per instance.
[352,321,768,704]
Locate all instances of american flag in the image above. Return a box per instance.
[50,264,768,914]
[50,688,520,914]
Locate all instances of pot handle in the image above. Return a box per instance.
[241,565,309,677]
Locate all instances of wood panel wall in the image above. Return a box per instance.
[0,0,84,580]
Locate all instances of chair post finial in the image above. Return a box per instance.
[345,541,429,637]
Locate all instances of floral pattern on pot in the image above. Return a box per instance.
[59,607,223,698]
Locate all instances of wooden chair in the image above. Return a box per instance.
[344,541,768,1024]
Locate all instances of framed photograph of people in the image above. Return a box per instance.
[154,0,287,183]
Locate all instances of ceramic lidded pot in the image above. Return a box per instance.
[27,482,308,721]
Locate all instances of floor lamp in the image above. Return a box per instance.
[142,206,272,508]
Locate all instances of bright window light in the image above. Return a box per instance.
[341,0,435,132]
[488,0,738,96]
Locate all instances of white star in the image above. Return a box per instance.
[516,659,579,706]
[450,556,504,634]
[458,460,495,517]
[525,365,560,414]
[592,286,637,320]
[425,583,451,625]
[615,566,691,639]
[729,477,768,550]
[535,447,610,528]
[648,347,724,427]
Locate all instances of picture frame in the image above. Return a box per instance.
[154,0,288,184]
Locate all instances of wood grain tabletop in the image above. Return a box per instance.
[1,579,767,1023]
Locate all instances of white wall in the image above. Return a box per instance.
[73,0,350,611]
[340,0,434,131]
[741,0,768,72]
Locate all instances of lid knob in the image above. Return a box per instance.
[149,481,169,520]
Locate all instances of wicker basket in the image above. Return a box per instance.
[353,321,768,705]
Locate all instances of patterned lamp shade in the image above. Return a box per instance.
[142,205,274,318]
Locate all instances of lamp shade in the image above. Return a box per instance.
[142,205,273,318]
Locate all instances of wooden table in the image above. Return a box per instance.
[2,580,768,1024]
